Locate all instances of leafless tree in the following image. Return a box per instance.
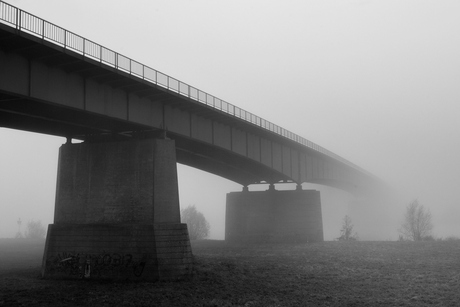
[181,205,210,240]
[15,218,23,238]
[337,215,358,241]
[25,220,46,239]
[399,199,433,241]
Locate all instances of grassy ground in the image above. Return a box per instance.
[1,239,460,306]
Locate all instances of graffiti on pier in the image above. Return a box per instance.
[46,251,148,278]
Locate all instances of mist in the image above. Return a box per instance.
[2,0,460,241]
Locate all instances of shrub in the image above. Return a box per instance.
[181,205,210,240]
[337,215,358,241]
[25,220,46,239]
[398,199,433,241]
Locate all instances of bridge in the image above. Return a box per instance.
[0,2,381,281]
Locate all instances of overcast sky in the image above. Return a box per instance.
[1,0,460,240]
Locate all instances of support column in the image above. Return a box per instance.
[42,138,192,281]
[225,188,323,243]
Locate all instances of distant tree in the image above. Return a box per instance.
[181,205,210,240]
[337,215,358,241]
[399,199,433,241]
[25,220,46,239]
[444,236,460,241]
[15,218,23,238]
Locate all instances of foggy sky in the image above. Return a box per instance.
[1,0,460,240]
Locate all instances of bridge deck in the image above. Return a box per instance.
[0,1,380,193]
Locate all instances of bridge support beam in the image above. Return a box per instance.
[41,138,192,281]
[225,189,323,242]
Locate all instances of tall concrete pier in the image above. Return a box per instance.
[225,188,323,242]
[42,138,192,281]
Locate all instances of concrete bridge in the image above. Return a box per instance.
[0,2,381,281]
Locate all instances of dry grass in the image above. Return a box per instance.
[1,239,460,306]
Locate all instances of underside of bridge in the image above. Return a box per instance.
[0,22,379,193]
[0,23,296,187]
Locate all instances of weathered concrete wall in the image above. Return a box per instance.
[225,189,323,242]
[43,138,192,281]
[54,138,180,224]
[42,223,192,281]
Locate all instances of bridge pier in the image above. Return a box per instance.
[225,188,324,242]
[41,138,192,281]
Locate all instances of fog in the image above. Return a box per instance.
[1,0,460,240]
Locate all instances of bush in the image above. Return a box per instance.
[398,199,433,241]
[337,215,358,241]
[181,205,210,240]
[25,220,46,239]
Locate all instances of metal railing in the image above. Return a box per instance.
[0,1,368,175]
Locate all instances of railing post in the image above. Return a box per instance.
[17,8,20,30]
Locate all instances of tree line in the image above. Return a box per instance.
[338,199,435,241]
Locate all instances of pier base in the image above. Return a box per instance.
[42,138,192,281]
[225,189,323,243]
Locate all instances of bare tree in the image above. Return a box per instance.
[181,205,210,240]
[399,199,433,241]
[25,220,46,239]
[337,215,358,241]
[15,218,23,238]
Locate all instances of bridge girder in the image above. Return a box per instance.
[0,22,381,195]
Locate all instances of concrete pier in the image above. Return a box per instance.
[225,189,323,242]
[42,138,192,281]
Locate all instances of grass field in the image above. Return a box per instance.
[1,238,460,306]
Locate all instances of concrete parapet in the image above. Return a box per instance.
[225,189,323,243]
